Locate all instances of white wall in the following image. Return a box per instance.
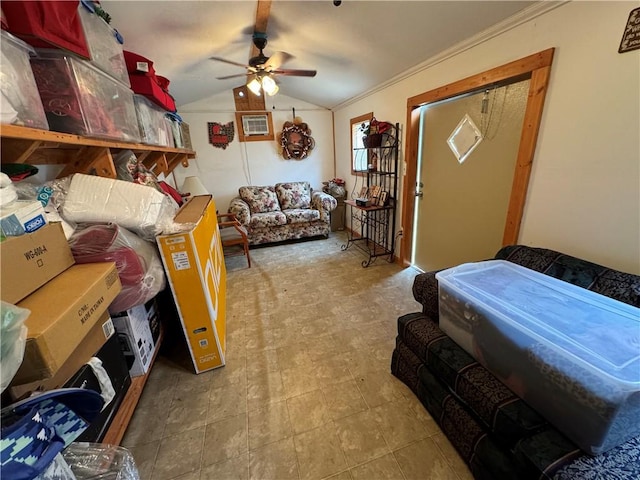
[171,91,335,210]
[333,1,640,274]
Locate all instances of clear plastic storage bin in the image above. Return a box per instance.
[436,260,640,455]
[30,51,140,142]
[0,30,49,130]
[134,94,174,146]
[78,4,130,87]
[166,114,183,148]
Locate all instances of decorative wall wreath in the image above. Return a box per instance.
[279,119,315,160]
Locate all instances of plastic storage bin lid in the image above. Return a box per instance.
[436,260,640,385]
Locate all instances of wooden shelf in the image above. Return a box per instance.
[345,199,392,212]
[101,326,165,445]
[0,125,187,444]
[0,124,196,178]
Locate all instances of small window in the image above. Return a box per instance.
[351,112,373,175]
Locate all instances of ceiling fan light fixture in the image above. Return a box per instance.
[261,74,279,96]
[213,34,314,97]
[247,75,262,96]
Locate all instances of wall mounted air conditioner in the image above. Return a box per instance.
[241,115,270,135]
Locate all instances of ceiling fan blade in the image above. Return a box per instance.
[272,69,317,77]
[209,56,250,69]
[216,73,251,80]
[265,51,293,71]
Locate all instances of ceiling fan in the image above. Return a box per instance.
[209,33,317,96]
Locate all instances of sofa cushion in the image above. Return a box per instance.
[239,186,281,214]
[412,270,441,318]
[282,208,320,224]
[393,339,525,479]
[394,337,640,480]
[545,433,640,480]
[495,245,640,307]
[249,211,287,229]
[396,313,547,446]
[275,182,311,210]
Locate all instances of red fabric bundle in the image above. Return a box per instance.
[124,50,176,112]
[2,0,90,58]
[128,75,176,112]
[123,49,156,77]
[155,75,170,91]
[69,223,166,313]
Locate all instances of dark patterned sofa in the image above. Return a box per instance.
[228,181,337,245]
[391,245,640,479]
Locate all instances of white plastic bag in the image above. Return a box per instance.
[0,301,29,392]
[0,172,17,206]
[60,174,177,241]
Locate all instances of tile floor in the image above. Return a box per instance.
[122,232,473,480]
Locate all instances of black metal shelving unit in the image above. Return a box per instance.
[341,124,399,267]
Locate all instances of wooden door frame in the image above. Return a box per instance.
[399,48,555,267]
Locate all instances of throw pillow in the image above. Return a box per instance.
[275,182,311,210]
[239,186,281,214]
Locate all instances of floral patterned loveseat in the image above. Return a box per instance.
[228,181,337,245]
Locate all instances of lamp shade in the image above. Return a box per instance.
[261,75,279,96]
[247,76,262,96]
[181,176,209,198]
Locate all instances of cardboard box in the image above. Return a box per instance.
[8,311,115,400]
[111,302,158,377]
[156,195,227,373]
[1,222,75,304]
[143,297,161,344]
[14,262,122,384]
[113,296,161,344]
[0,200,48,237]
[111,296,160,344]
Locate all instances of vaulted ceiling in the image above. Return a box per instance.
[103,0,539,110]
